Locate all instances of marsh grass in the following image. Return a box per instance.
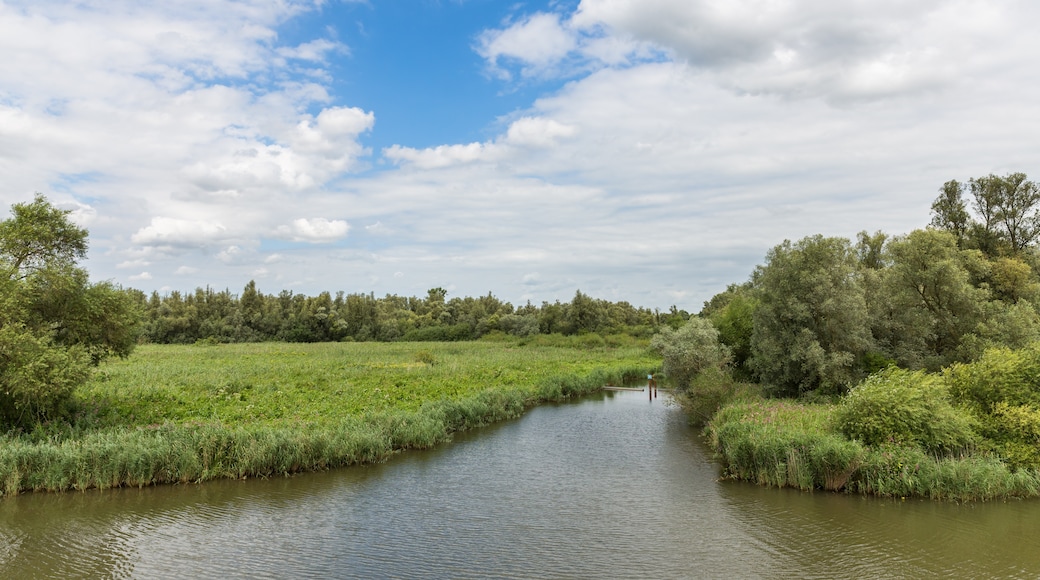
[1,340,656,495]
[707,398,1040,501]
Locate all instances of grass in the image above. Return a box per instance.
[707,397,1040,501]
[0,338,658,495]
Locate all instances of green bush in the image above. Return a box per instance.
[674,368,759,426]
[944,344,1040,412]
[835,367,977,454]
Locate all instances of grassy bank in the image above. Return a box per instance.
[1,337,657,495]
[706,397,1040,501]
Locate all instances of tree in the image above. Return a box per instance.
[0,195,139,428]
[878,229,988,370]
[701,283,757,381]
[930,180,971,247]
[966,172,1040,255]
[0,194,87,278]
[750,235,873,397]
[651,317,730,390]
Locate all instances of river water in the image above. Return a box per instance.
[3,389,1040,579]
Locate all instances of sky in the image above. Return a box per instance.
[2,0,1039,312]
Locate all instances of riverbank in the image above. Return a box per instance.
[704,395,1040,502]
[0,338,657,495]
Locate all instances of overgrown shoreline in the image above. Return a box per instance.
[0,340,656,496]
[704,397,1040,502]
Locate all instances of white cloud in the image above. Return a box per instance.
[384,142,491,169]
[275,218,350,243]
[131,217,229,247]
[476,12,577,79]
[504,117,577,148]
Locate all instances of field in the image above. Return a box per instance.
[1,337,658,495]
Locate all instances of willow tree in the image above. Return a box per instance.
[0,195,139,428]
[750,235,873,397]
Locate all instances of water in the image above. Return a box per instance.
[3,390,1040,578]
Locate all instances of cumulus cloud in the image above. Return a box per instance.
[131,217,229,247]
[275,218,351,243]
[504,117,577,148]
[478,0,1004,102]
[477,12,577,79]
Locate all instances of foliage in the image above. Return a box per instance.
[943,344,1040,468]
[708,396,1040,501]
[0,195,139,429]
[931,172,1040,257]
[673,368,759,426]
[750,235,873,396]
[835,368,977,454]
[650,316,730,390]
[134,283,668,345]
[706,399,863,492]
[878,229,989,370]
[701,283,757,380]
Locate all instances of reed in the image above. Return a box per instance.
[707,397,1040,500]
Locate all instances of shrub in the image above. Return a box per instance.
[944,344,1040,412]
[836,367,977,454]
[650,317,730,390]
[674,368,759,426]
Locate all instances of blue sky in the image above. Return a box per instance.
[2,0,1040,311]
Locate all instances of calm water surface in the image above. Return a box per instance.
[3,390,1040,578]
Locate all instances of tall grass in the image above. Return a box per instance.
[707,397,1040,501]
[1,340,656,495]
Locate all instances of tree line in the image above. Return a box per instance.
[695,171,1040,398]
[130,284,686,345]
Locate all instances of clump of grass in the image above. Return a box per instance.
[707,399,862,491]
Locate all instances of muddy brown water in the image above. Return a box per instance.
[3,389,1040,578]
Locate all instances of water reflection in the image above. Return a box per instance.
[3,391,1040,579]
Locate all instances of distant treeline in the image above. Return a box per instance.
[128,283,689,344]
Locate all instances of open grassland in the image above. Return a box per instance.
[1,338,657,495]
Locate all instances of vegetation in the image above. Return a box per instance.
[0,340,656,494]
[686,172,1040,500]
[132,283,685,345]
[0,195,139,429]
[650,317,730,390]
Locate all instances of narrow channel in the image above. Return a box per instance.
[3,390,1040,578]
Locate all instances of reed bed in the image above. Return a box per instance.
[707,398,1040,501]
[1,340,656,495]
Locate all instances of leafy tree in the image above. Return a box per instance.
[651,317,730,390]
[750,235,873,397]
[965,173,1040,256]
[880,229,988,369]
[930,180,971,247]
[701,283,757,381]
[0,195,139,428]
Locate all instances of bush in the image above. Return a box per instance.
[944,344,1040,412]
[836,367,977,454]
[650,317,730,389]
[674,368,759,426]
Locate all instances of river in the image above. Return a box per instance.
[3,389,1040,578]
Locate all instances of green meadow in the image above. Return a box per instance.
[1,337,657,495]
